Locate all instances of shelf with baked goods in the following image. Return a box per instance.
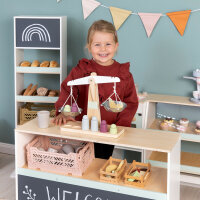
[14,16,67,125]
[143,93,200,185]
[15,118,180,200]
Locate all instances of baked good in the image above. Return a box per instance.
[37,87,48,96]
[50,60,58,67]
[195,127,200,134]
[179,118,189,127]
[160,122,169,131]
[31,60,40,67]
[196,121,200,128]
[23,83,33,96]
[109,98,123,109]
[48,90,57,97]
[177,125,187,133]
[105,164,117,173]
[40,61,50,67]
[20,61,31,67]
[27,84,38,96]
[164,117,174,125]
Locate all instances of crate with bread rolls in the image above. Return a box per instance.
[100,157,127,184]
[20,103,56,125]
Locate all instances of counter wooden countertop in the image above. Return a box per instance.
[15,118,180,153]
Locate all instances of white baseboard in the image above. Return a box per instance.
[0,142,15,155]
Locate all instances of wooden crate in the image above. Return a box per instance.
[100,157,127,184]
[20,103,56,125]
[124,160,151,187]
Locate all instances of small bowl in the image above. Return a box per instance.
[60,107,82,117]
[102,101,127,113]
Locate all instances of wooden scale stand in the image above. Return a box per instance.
[60,72,125,138]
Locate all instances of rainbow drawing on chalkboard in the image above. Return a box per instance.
[22,24,51,42]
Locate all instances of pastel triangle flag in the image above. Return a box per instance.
[138,13,162,37]
[166,10,191,36]
[109,7,132,30]
[82,0,101,20]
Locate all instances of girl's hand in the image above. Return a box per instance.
[52,113,76,126]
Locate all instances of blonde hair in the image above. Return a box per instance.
[87,20,118,49]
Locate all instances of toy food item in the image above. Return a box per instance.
[106,164,117,173]
[62,144,75,154]
[48,90,57,97]
[27,84,38,96]
[64,105,71,112]
[100,120,108,133]
[47,147,58,153]
[160,122,169,131]
[37,87,48,96]
[179,118,189,127]
[164,117,174,125]
[23,83,33,95]
[50,60,58,67]
[31,60,40,67]
[40,61,50,67]
[196,121,200,128]
[195,127,200,134]
[116,160,124,172]
[109,124,117,134]
[109,98,123,109]
[71,103,78,112]
[20,61,31,67]
[177,125,187,133]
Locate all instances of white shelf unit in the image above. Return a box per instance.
[143,94,200,185]
[15,118,180,200]
[14,16,67,125]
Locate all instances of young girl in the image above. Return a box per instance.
[53,20,138,159]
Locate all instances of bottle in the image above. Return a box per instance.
[82,115,89,131]
[91,116,98,132]
[109,124,117,134]
[71,102,78,112]
[100,120,108,133]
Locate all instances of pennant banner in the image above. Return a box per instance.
[109,7,132,30]
[82,0,101,20]
[166,10,191,36]
[138,13,162,37]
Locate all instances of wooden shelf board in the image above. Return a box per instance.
[16,66,60,74]
[16,95,58,103]
[149,119,200,143]
[21,158,167,194]
[15,118,180,153]
[146,93,200,107]
[149,151,200,174]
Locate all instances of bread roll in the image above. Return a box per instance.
[20,61,31,67]
[37,87,48,96]
[50,60,58,68]
[23,83,33,96]
[27,84,38,96]
[31,60,40,67]
[40,61,50,67]
[48,90,57,97]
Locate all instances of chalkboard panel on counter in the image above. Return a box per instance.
[15,18,60,48]
[18,175,151,200]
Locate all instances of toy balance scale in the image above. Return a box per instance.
[60,72,127,138]
[183,69,200,104]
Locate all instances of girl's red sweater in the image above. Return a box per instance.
[55,59,138,127]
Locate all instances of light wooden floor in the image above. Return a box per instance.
[0,153,200,200]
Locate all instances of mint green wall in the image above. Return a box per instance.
[1,0,200,144]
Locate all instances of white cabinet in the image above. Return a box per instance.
[143,94,200,185]
[15,118,180,200]
[14,16,67,125]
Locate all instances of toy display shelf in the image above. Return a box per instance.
[16,95,58,103]
[150,119,200,143]
[16,66,60,74]
[15,118,180,200]
[143,93,200,181]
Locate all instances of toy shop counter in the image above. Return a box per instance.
[15,118,180,153]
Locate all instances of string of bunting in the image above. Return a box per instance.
[82,0,200,37]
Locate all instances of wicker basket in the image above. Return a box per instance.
[100,157,127,184]
[20,103,56,125]
[124,160,151,187]
[26,136,95,176]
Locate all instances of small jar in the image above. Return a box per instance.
[82,115,89,131]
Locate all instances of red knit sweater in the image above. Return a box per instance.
[55,59,138,127]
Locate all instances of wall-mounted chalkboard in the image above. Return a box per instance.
[18,175,151,200]
[15,18,60,48]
